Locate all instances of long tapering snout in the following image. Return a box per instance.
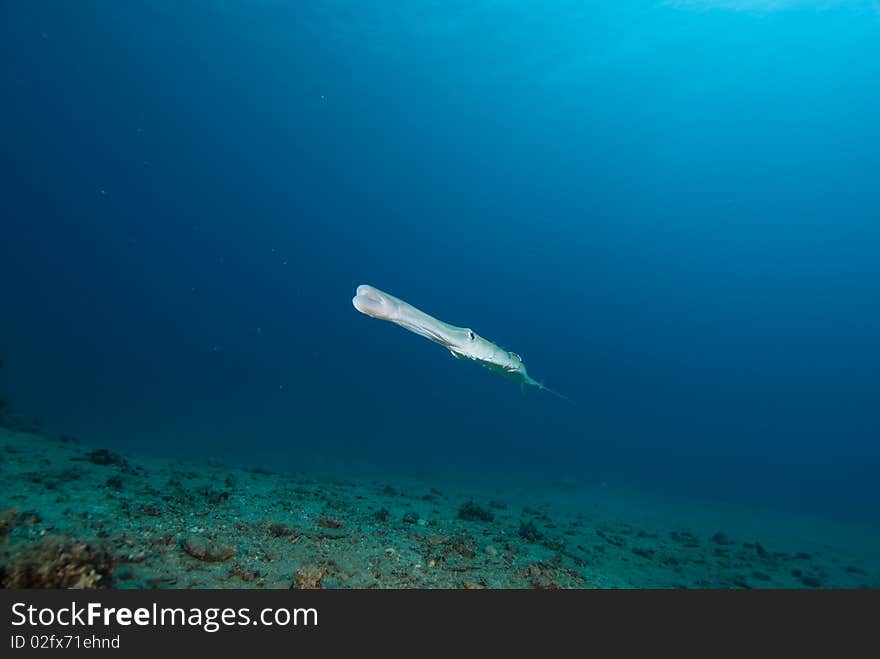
[352,284,395,320]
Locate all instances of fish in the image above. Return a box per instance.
[352,284,573,403]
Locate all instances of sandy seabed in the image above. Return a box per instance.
[1,426,877,589]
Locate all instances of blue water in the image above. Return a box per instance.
[2,1,878,523]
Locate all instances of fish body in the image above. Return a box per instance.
[352,284,571,402]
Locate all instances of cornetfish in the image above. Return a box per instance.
[352,284,572,402]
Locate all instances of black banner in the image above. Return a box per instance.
[2,589,877,654]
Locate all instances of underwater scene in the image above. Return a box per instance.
[1,1,879,589]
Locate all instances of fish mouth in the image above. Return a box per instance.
[352,284,394,320]
[352,284,458,348]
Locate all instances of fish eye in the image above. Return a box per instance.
[468,330,475,341]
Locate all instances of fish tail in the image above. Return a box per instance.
[526,375,575,405]
[541,383,576,405]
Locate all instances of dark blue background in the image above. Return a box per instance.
[2,1,878,521]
